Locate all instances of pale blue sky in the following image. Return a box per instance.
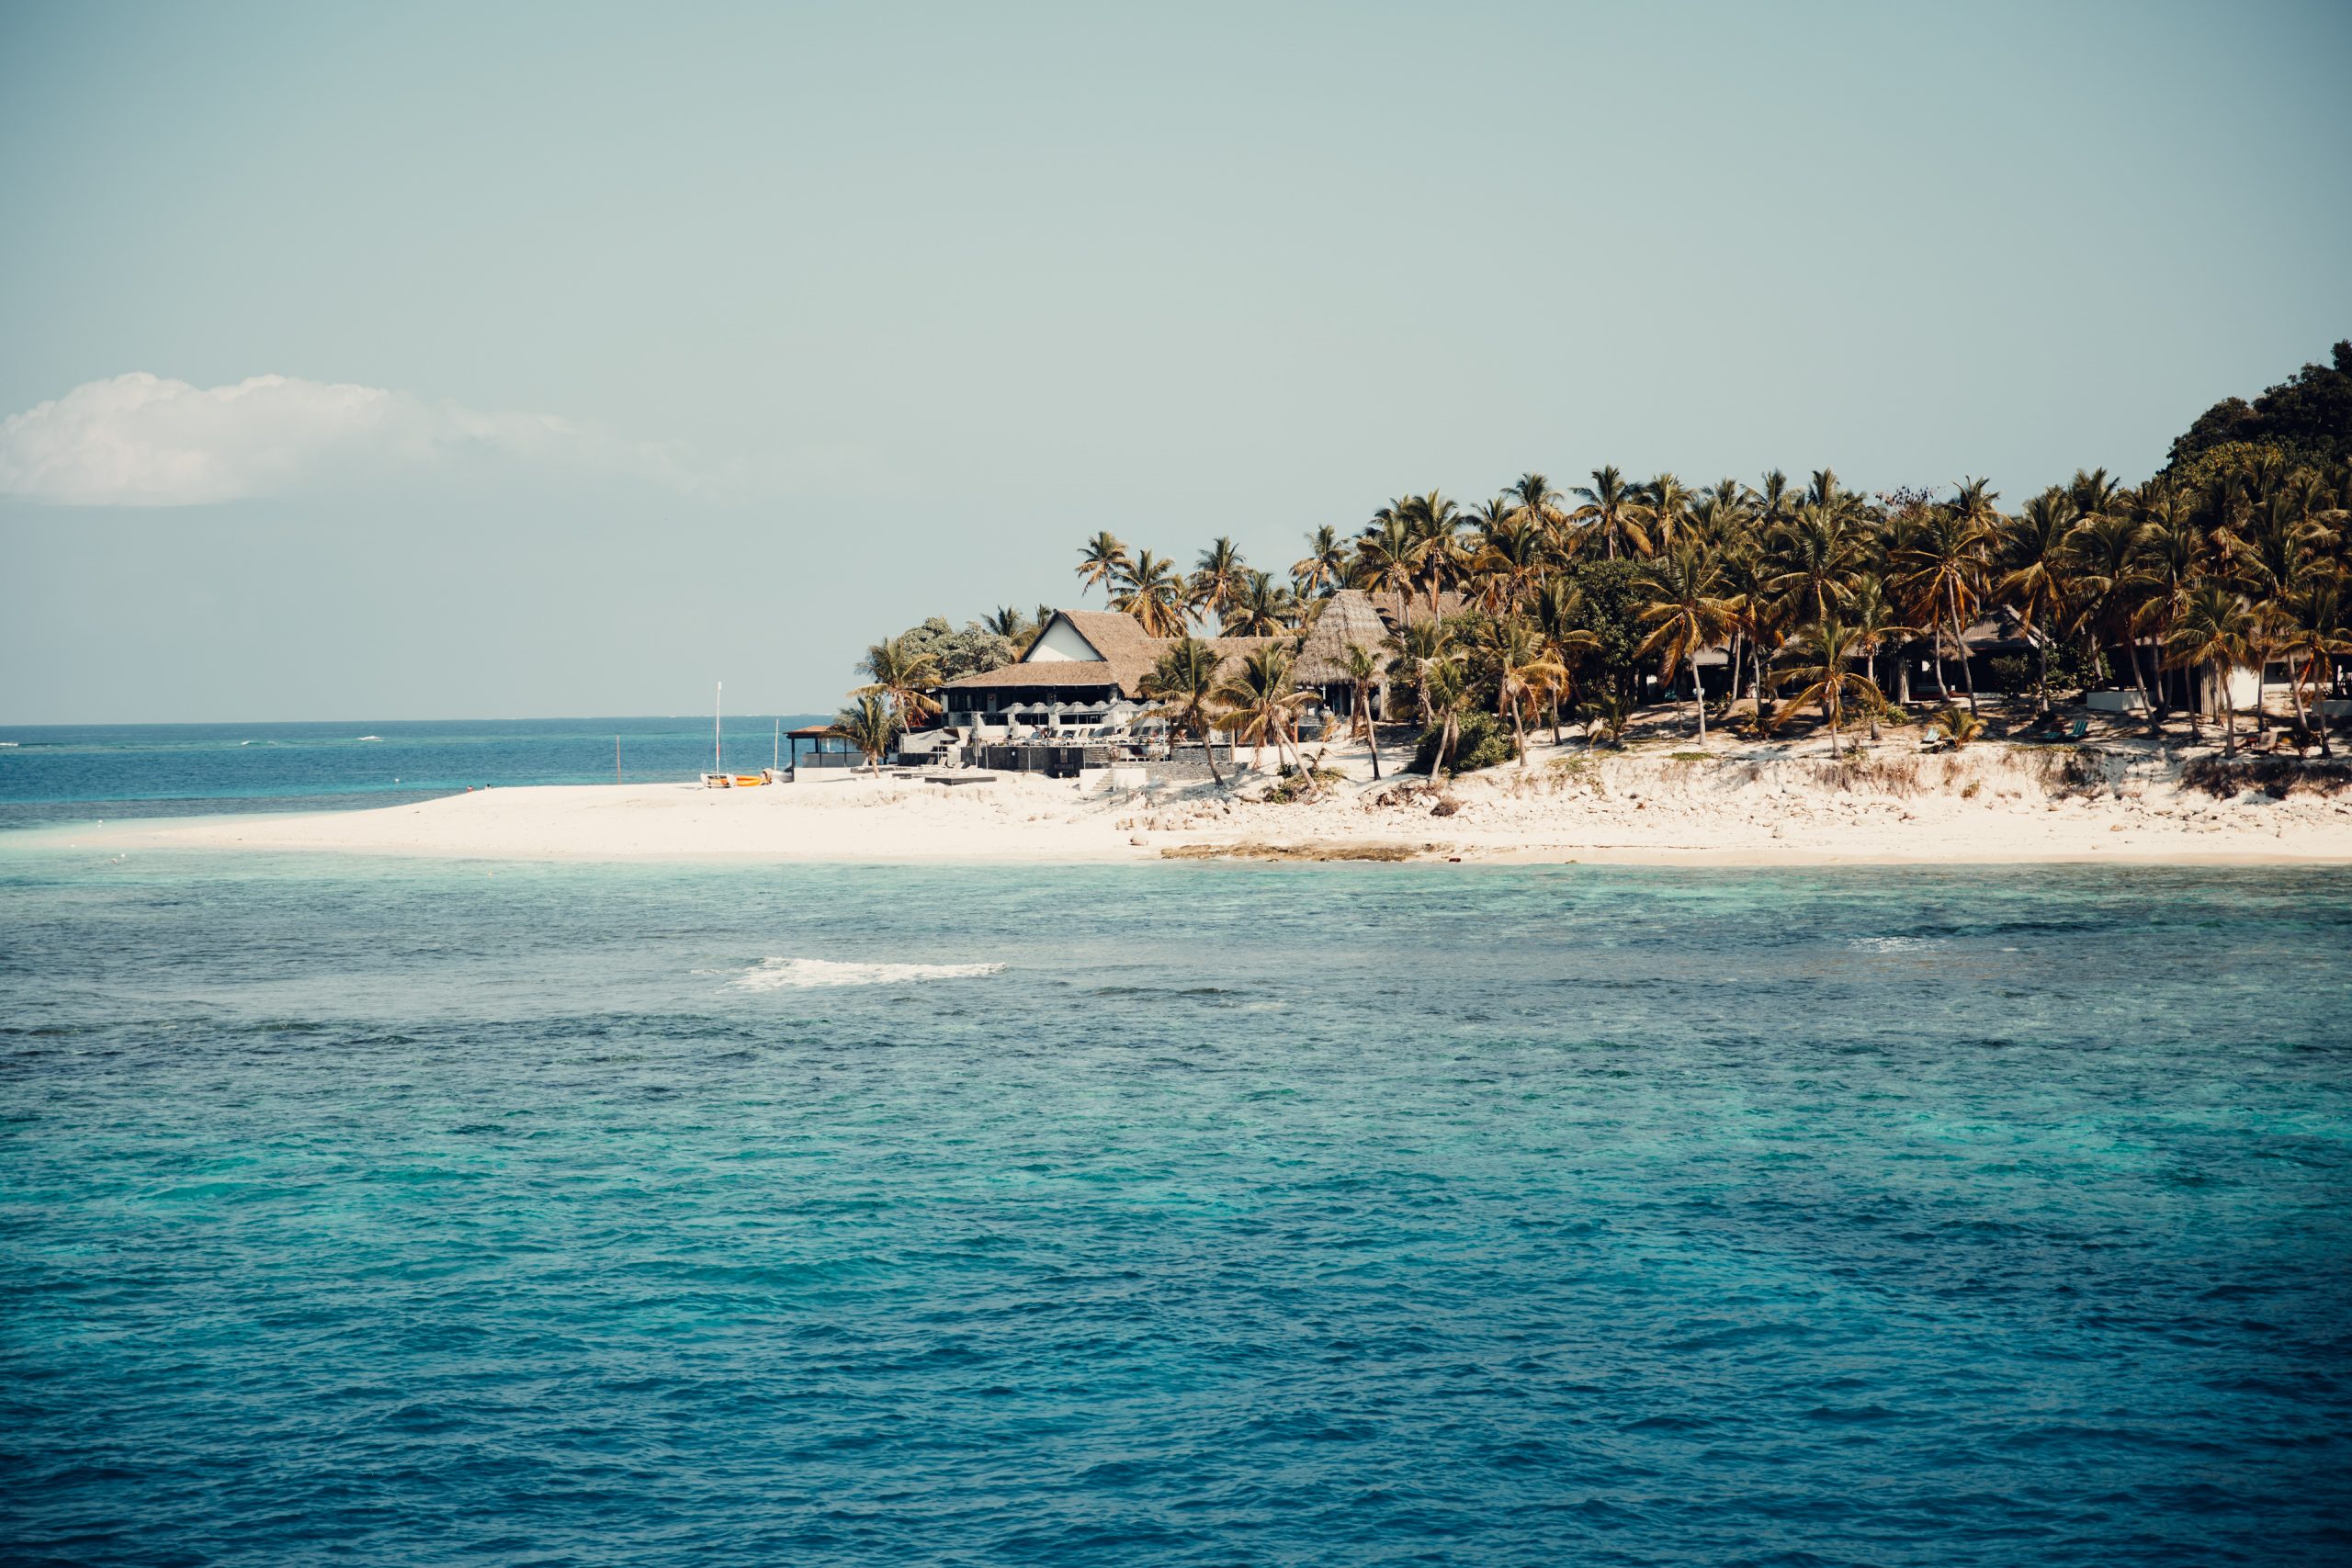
[3,1,2346,722]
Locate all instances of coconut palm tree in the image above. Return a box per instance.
[984,605,1035,646]
[1471,500,1549,614]
[1220,569,1296,636]
[2129,485,2208,722]
[2277,578,2352,755]
[1766,500,1868,629]
[1190,537,1248,627]
[827,692,901,775]
[1529,576,1600,743]
[1385,616,1459,732]
[1997,488,2080,715]
[1775,616,1882,756]
[1638,473,1695,557]
[1402,490,1467,618]
[1139,635,1229,784]
[1075,532,1131,601]
[2164,581,2258,753]
[856,636,944,728]
[1637,540,1737,739]
[1114,549,1188,637]
[1572,464,1648,559]
[1291,525,1349,601]
[1928,705,1987,750]
[1341,641,1386,778]
[1890,483,1995,714]
[1842,573,1917,736]
[1477,615,1570,762]
[1216,643,1313,782]
[1421,658,1472,776]
[2067,508,2154,712]
[1507,471,1568,548]
[1351,508,1419,627]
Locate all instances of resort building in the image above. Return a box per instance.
[931,610,1279,733]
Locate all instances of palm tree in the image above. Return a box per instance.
[2067,508,2154,712]
[1776,616,1882,756]
[1385,615,1459,732]
[1842,573,1917,738]
[1190,537,1248,627]
[2164,582,2258,753]
[1507,471,1568,547]
[1529,576,1600,743]
[1637,540,1736,740]
[855,636,943,728]
[1341,641,1386,778]
[1216,644,1313,782]
[1114,549,1188,637]
[1351,509,1419,627]
[827,692,901,775]
[1421,658,1471,776]
[1766,500,1867,629]
[1470,499,1548,614]
[1478,615,1569,762]
[1998,488,2079,715]
[1139,636,1229,784]
[1572,465,1648,559]
[2129,485,2208,723]
[1402,490,1466,618]
[1928,705,1987,750]
[1291,525,1348,601]
[1075,532,1130,601]
[1638,473,1695,557]
[2278,579,2352,755]
[1220,570,1296,636]
[1890,482,1995,715]
[984,605,1035,646]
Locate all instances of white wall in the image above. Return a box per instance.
[1023,616,1103,663]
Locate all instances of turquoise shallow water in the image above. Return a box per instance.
[3,844,2349,1565]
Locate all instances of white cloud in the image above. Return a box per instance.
[0,371,695,506]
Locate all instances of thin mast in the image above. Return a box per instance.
[715,682,722,774]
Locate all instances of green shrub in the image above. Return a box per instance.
[1412,709,1511,775]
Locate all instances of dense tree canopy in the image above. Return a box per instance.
[2167,341,2352,476]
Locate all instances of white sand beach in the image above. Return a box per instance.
[67,735,2352,866]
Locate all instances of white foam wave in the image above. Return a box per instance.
[731,957,1006,991]
[1847,936,1942,952]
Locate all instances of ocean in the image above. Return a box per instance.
[2,726,2348,1564]
[0,716,826,831]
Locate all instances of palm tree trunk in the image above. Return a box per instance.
[2306,656,2334,758]
[1952,594,1978,716]
[1199,721,1225,785]
[1689,654,1706,740]
[2036,633,2052,716]
[2286,658,2312,751]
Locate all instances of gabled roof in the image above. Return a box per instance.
[935,609,1287,700]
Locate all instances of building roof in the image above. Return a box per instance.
[933,660,1127,693]
[1293,589,1466,683]
[935,609,1285,701]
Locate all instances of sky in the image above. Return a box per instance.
[3,1,2347,723]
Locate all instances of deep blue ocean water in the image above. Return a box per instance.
[3,728,2349,1564]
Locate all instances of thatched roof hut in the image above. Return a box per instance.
[1292,589,1464,685]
